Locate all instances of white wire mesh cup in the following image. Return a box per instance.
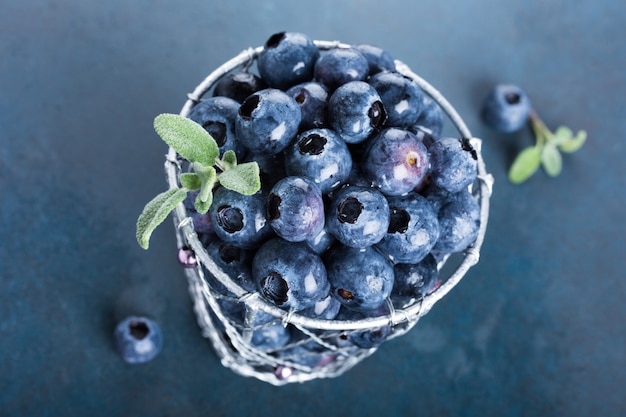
[166,40,494,385]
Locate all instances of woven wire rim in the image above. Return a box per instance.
[164,40,494,383]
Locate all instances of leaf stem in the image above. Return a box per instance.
[529,110,549,148]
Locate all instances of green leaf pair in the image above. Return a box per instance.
[508,113,587,184]
[136,114,261,249]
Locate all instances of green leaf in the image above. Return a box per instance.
[221,150,238,170]
[558,130,587,153]
[508,146,542,184]
[541,143,563,177]
[195,189,213,214]
[180,173,201,190]
[153,113,219,166]
[218,162,261,195]
[550,126,573,145]
[136,188,187,249]
[193,163,217,203]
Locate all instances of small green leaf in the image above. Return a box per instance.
[195,189,213,214]
[154,114,219,166]
[551,126,573,145]
[221,150,238,170]
[558,130,587,153]
[193,163,217,203]
[218,162,261,195]
[541,143,563,177]
[136,188,187,249]
[508,146,542,184]
[180,173,201,190]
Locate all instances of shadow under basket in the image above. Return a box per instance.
[165,40,494,385]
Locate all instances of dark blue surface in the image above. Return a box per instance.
[2,1,625,416]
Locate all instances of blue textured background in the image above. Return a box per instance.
[1,1,625,416]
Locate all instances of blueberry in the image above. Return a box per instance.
[284,128,353,194]
[257,32,320,90]
[213,71,267,103]
[201,266,247,322]
[243,309,291,351]
[305,225,336,255]
[114,316,163,364]
[361,127,429,196]
[244,151,287,189]
[299,291,342,320]
[326,185,390,248]
[376,192,440,264]
[428,188,480,254]
[336,306,391,348]
[205,239,256,293]
[183,191,215,235]
[428,137,478,193]
[209,186,274,249]
[253,238,330,310]
[267,176,325,242]
[328,81,387,144]
[314,47,369,90]
[368,71,425,128]
[325,245,394,311]
[391,253,439,308]
[236,88,301,155]
[411,94,444,139]
[187,96,246,160]
[274,339,333,368]
[286,81,329,131]
[354,43,396,75]
[481,84,531,133]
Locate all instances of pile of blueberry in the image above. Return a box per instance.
[179,32,481,371]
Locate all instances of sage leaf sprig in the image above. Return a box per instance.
[508,111,587,184]
[136,113,261,249]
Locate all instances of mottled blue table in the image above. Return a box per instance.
[2,1,625,416]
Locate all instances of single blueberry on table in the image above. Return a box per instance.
[235,88,301,155]
[428,137,478,193]
[361,127,429,196]
[391,253,439,308]
[328,81,387,144]
[376,192,440,264]
[114,316,163,364]
[354,43,396,75]
[267,176,325,242]
[187,96,246,160]
[326,185,390,248]
[252,238,330,311]
[314,47,370,91]
[481,84,532,133]
[428,188,480,254]
[325,245,394,311]
[213,71,267,103]
[286,81,329,131]
[284,128,353,194]
[209,186,274,249]
[368,71,425,128]
[257,31,320,90]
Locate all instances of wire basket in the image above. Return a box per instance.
[165,40,494,385]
